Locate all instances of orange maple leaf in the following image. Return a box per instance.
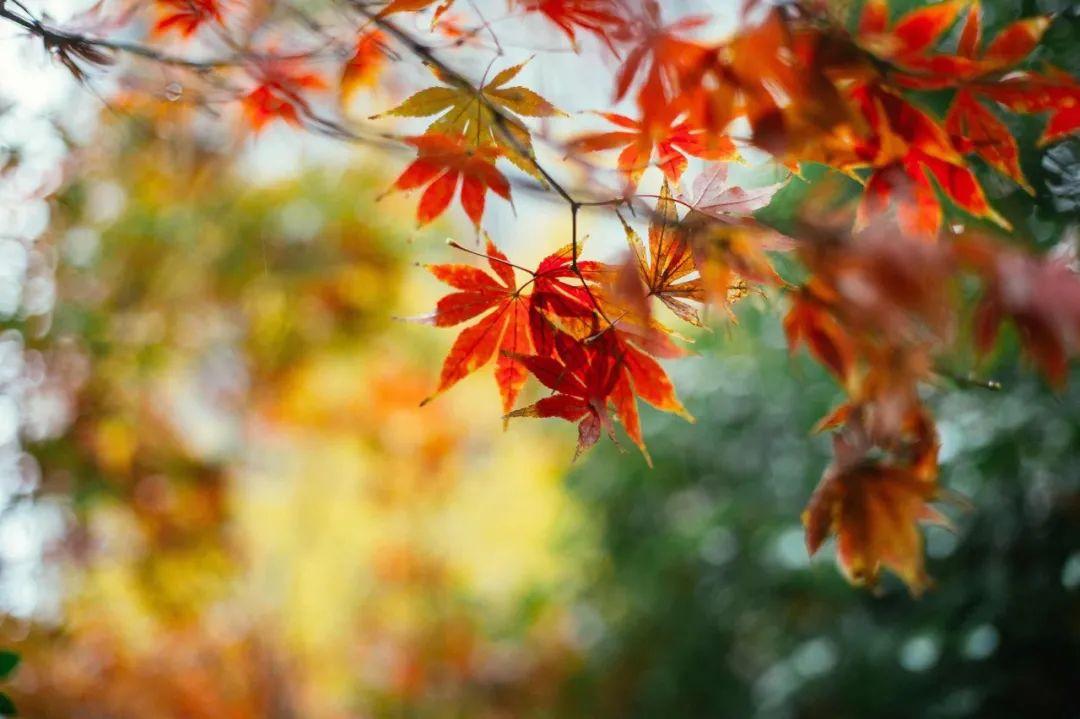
[391,134,511,226]
[515,0,626,52]
[804,411,947,595]
[619,181,704,326]
[783,287,857,384]
[341,31,387,104]
[241,58,327,132]
[152,0,224,38]
[418,237,532,413]
[803,440,944,594]
[570,111,736,185]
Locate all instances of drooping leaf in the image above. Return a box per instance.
[804,435,944,594]
[784,289,857,383]
[341,31,387,104]
[506,331,621,460]
[955,236,1080,387]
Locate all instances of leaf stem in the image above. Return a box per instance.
[446,239,536,276]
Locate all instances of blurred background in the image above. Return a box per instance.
[0,1,1078,717]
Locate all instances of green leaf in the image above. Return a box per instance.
[0,653,18,681]
[0,691,15,716]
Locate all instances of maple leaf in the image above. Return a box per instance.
[390,134,511,226]
[803,435,944,594]
[857,0,1079,145]
[374,61,564,179]
[849,85,1007,237]
[606,329,694,465]
[688,220,787,315]
[804,407,946,595]
[856,0,967,62]
[525,241,612,355]
[508,323,688,462]
[515,0,626,52]
[783,287,857,383]
[241,58,327,132]
[863,0,1050,87]
[612,3,712,121]
[341,31,387,104]
[678,163,787,222]
[715,9,860,163]
[945,90,1030,192]
[152,0,224,38]
[418,237,532,413]
[506,331,621,460]
[620,181,703,326]
[799,225,956,346]
[856,0,1065,188]
[956,236,1080,387]
[523,239,685,366]
[569,111,736,185]
[377,0,456,24]
[979,72,1080,147]
[614,332,691,420]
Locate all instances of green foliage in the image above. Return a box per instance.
[0,651,18,716]
[564,304,1080,718]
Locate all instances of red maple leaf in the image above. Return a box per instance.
[956,236,1080,387]
[803,409,946,595]
[417,238,532,414]
[507,330,622,460]
[391,134,511,227]
[241,58,327,132]
[612,2,711,121]
[516,0,626,52]
[341,31,387,103]
[570,111,736,185]
[152,0,224,38]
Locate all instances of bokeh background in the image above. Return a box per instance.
[0,1,1078,717]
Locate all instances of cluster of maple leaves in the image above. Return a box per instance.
[30,0,1080,592]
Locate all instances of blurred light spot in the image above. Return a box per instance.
[571,602,606,649]
[962,624,999,661]
[790,637,837,678]
[936,420,960,463]
[8,200,50,239]
[899,634,940,672]
[64,227,99,267]
[21,274,55,316]
[926,528,958,559]
[772,526,809,570]
[278,199,325,243]
[0,395,18,446]
[753,661,798,709]
[699,526,737,566]
[665,488,712,531]
[1061,551,1080,589]
[85,181,127,224]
